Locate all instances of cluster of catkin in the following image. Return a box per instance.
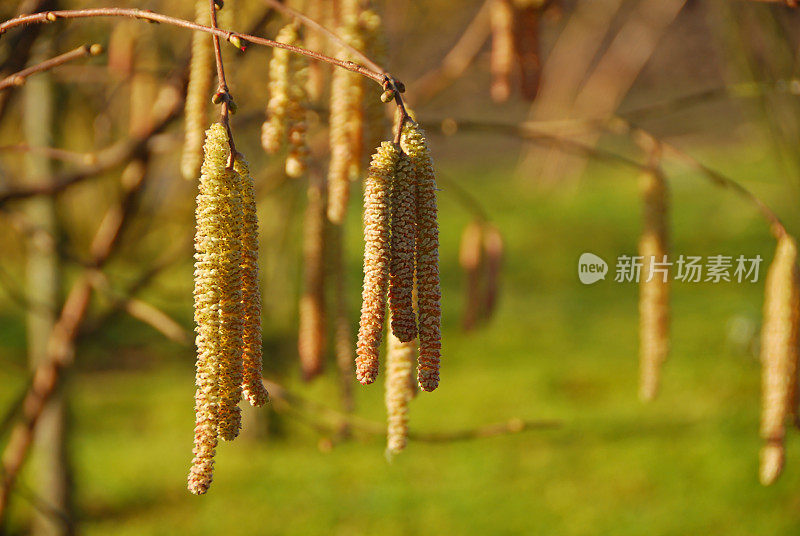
[759,234,800,485]
[459,221,504,331]
[327,1,387,225]
[489,0,543,102]
[262,23,310,178]
[638,167,670,402]
[188,123,268,495]
[357,122,441,393]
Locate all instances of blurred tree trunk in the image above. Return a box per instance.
[24,38,73,536]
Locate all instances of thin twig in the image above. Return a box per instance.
[208,0,237,167]
[0,43,103,92]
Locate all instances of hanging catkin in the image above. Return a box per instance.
[385,329,417,455]
[388,155,417,342]
[189,123,240,493]
[481,224,503,323]
[356,142,399,384]
[234,157,269,407]
[638,168,670,402]
[490,0,514,103]
[400,123,442,392]
[326,62,357,224]
[299,174,327,380]
[181,0,213,180]
[460,221,484,331]
[759,234,800,485]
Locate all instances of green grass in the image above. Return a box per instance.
[3,144,800,535]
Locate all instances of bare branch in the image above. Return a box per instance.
[0,44,103,92]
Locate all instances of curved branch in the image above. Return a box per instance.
[0,43,103,91]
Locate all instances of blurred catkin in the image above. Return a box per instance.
[181,0,213,180]
[759,234,800,485]
[400,123,442,392]
[299,174,327,381]
[385,329,417,455]
[388,156,417,342]
[460,221,484,331]
[638,168,670,402]
[490,0,514,103]
[481,224,503,323]
[330,223,355,415]
[356,142,399,384]
[326,62,357,224]
[234,157,269,407]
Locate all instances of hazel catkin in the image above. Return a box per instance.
[759,234,800,485]
[400,123,442,392]
[356,142,399,384]
[388,155,417,342]
[181,0,213,180]
[638,168,670,402]
[385,329,417,455]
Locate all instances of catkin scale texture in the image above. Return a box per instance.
[388,156,418,342]
[385,330,417,455]
[356,142,399,384]
[400,124,442,392]
[638,169,670,402]
[234,158,269,407]
[759,235,800,485]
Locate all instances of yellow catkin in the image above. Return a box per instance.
[385,329,417,455]
[356,142,399,384]
[460,221,484,331]
[234,157,269,407]
[299,175,327,380]
[285,37,309,179]
[400,123,442,392]
[638,168,670,402]
[181,0,213,180]
[261,24,294,154]
[759,234,800,485]
[197,123,244,442]
[490,0,514,103]
[326,63,356,224]
[388,155,417,342]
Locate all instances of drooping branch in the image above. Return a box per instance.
[0,43,104,91]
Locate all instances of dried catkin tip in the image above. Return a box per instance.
[389,156,418,342]
[299,175,327,381]
[638,168,670,402]
[195,123,244,442]
[490,0,514,103]
[234,157,269,407]
[400,123,442,392]
[385,330,417,455]
[759,234,800,485]
[356,142,399,384]
[181,0,212,180]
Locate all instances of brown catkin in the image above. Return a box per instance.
[481,224,503,323]
[388,155,417,342]
[385,329,417,455]
[356,142,399,384]
[331,223,355,414]
[460,221,484,331]
[638,168,670,402]
[234,157,269,407]
[490,0,514,103]
[299,174,327,380]
[181,0,212,180]
[400,123,442,392]
[759,234,800,485]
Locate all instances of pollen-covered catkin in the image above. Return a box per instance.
[234,157,269,407]
[262,24,298,154]
[181,0,212,180]
[299,175,327,380]
[196,123,244,442]
[385,329,417,455]
[188,123,231,493]
[759,234,800,485]
[400,123,442,392]
[638,168,670,402]
[356,142,399,384]
[388,156,417,342]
